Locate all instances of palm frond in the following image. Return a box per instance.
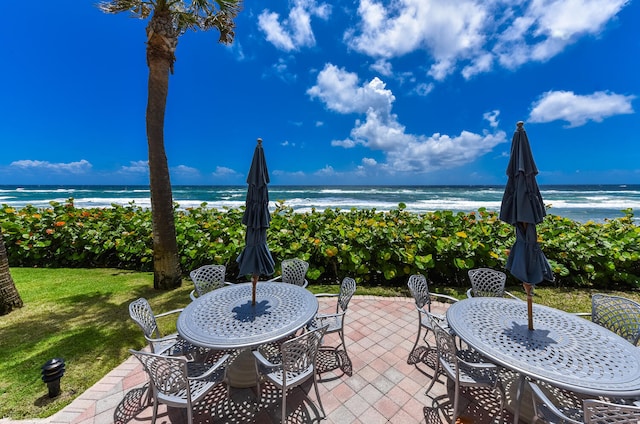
[98,0,154,18]
[99,0,242,43]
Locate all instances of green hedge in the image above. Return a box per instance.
[1,200,639,289]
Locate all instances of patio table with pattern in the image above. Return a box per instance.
[177,281,318,387]
[446,297,640,423]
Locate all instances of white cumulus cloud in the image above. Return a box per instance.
[212,166,239,177]
[120,161,148,173]
[529,90,635,127]
[259,0,331,52]
[308,64,507,173]
[10,159,92,173]
[345,0,629,80]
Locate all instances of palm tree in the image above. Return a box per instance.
[0,232,23,315]
[98,0,242,289]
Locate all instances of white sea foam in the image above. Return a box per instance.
[2,185,639,223]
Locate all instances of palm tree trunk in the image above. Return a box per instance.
[0,232,23,315]
[146,12,181,289]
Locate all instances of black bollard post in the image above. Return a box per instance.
[41,358,65,398]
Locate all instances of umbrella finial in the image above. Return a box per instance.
[517,121,524,130]
[257,138,263,145]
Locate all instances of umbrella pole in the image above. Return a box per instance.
[251,274,258,305]
[523,283,534,330]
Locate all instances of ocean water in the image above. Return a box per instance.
[0,185,638,223]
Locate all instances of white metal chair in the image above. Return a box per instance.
[189,264,230,301]
[268,258,309,288]
[253,325,328,423]
[583,398,640,423]
[528,381,584,424]
[129,297,196,356]
[426,320,505,424]
[307,277,357,371]
[130,349,229,424]
[407,274,458,361]
[591,293,640,346]
[466,267,521,300]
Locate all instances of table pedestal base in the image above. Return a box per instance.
[504,373,534,424]
[227,349,258,388]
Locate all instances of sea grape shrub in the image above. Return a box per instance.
[0,201,638,290]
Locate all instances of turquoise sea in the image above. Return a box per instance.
[1,185,638,224]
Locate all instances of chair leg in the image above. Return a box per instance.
[339,331,351,367]
[151,396,159,424]
[495,382,505,423]
[451,381,460,424]
[186,404,193,424]
[281,387,287,424]
[313,374,326,418]
[410,323,423,357]
[424,357,440,395]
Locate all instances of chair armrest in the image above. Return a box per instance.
[573,312,591,317]
[154,308,184,318]
[145,333,179,344]
[466,288,473,298]
[314,293,338,298]
[316,312,344,320]
[189,290,197,302]
[504,291,524,301]
[458,358,499,371]
[431,293,458,304]
[266,276,282,282]
[252,350,278,368]
[189,353,230,381]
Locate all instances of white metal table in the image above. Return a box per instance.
[177,282,318,387]
[446,297,640,423]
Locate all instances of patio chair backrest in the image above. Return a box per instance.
[468,268,507,298]
[132,350,190,397]
[280,259,309,286]
[528,381,584,424]
[336,277,357,313]
[129,298,160,340]
[583,399,640,423]
[281,325,326,381]
[189,264,226,298]
[433,320,457,373]
[591,293,640,346]
[407,274,432,310]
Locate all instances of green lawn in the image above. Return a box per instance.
[0,267,635,419]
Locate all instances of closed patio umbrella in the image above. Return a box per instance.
[236,138,275,305]
[499,121,553,330]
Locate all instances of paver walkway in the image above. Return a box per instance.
[2,296,514,424]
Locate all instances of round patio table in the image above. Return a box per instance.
[177,281,318,387]
[446,297,640,423]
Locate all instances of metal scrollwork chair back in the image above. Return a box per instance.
[406,274,458,362]
[583,399,640,423]
[189,264,229,301]
[268,258,309,288]
[467,267,520,300]
[591,293,640,346]
[253,325,328,423]
[130,349,229,424]
[129,298,192,356]
[528,381,584,424]
[308,277,357,371]
[428,320,505,424]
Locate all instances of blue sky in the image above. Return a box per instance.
[1,0,639,186]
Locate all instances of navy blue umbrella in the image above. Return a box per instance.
[499,122,553,330]
[236,138,275,304]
